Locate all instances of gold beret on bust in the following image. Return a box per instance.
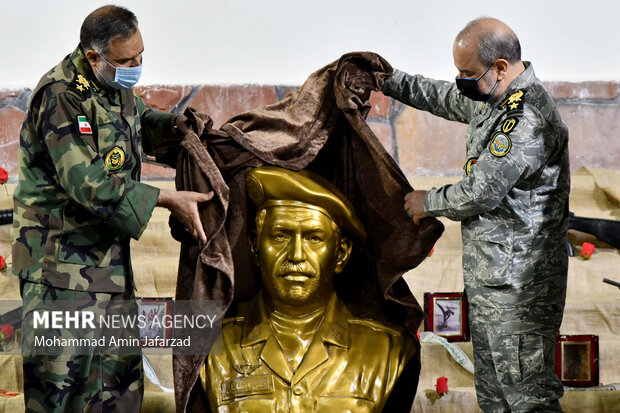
[246,166,367,242]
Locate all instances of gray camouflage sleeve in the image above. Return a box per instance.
[424,105,547,220]
[382,69,478,123]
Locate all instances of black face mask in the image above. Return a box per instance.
[455,64,498,102]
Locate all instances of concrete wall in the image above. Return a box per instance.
[1,80,618,181]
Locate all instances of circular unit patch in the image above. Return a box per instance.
[465,158,478,175]
[105,146,126,171]
[489,133,512,157]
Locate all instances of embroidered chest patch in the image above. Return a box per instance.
[489,133,512,157]
[105,146,126,171]
[77,115,92,134]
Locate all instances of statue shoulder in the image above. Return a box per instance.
[222,316,245,326]
[220,317,245,343]
[345,315,416,372]
[346,317,406,338]
[341,300,406,338]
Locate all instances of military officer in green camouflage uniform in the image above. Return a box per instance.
[383,17,570,412]
[12,5,212,412]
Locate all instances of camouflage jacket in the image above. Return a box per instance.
[12,45,179,292]
[383,63,570,307]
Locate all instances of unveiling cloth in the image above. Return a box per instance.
[168,52,445,412]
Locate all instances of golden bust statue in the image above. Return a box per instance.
[200,166,416,412]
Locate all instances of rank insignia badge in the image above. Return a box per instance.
[465,158,478,175]
[499,90,524,110]
[75,74,90,92]
[489,133,512,157]
[77,115,92,134]
[105,146,126,171]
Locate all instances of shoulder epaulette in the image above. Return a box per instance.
[69,73,99,98]
[222,317,245,326]
[499,89,526,111]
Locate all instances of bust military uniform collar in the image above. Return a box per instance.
[235,292,349,385]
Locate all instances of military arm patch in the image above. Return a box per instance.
[465,158,478,175]
[501,117,519,134]
[489,133,512,157]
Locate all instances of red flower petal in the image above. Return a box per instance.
[0,168,7,185]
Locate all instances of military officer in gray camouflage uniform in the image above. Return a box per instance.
[12,5,212,412]
[383,17,570,412]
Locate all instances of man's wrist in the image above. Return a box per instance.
[423,189,437,217]
[157,188,173,208]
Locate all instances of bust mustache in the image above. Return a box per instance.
[276,260,318,279]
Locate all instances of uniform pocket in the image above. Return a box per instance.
[58,203,114,267]
[496,333,546,385]
[518,334,546,381]
[463,219,514,287]
[96,113,133,175]
[315,396,376,413]
[217,398,275,413]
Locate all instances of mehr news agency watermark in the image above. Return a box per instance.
[0,300,222,356]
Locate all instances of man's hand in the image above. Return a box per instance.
[404,190,428,225]
[157,189,214,243]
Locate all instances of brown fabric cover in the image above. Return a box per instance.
[171,52,445,412]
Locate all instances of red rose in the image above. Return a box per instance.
[435,376,448,396]
[0,324,14,341]
[0,256,6,271]
[581,242,595,260]
[0,167,7,185]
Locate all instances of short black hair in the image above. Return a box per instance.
[80,5,138,55]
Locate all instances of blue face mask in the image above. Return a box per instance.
[96,53,142,89]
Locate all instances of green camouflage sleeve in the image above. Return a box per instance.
[424,105,547,221]
[135,94,183,166]
[42,88,159,239]
[383,69,479,124]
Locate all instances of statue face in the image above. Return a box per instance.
[254,206,350,309]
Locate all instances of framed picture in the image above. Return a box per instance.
[0,306,22,354]
[137,298,173,347]
[424,292,469,341]
[555,334,599,387]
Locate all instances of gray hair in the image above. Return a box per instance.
[459,17,522,66]
[80,5,138,56]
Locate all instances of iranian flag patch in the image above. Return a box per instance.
[77,115,92,134]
